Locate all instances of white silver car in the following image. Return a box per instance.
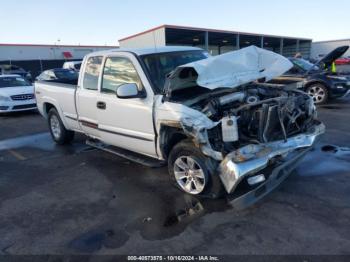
[0,75,36,113]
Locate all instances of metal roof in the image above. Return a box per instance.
[0,43,118,48]
[119,24,312,42]
[313,39,350,44]
[86,46,203,57]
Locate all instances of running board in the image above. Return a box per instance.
[86,139,166,168]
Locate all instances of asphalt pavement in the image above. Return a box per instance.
[0,97,349,256]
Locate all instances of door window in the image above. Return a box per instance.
[102,57,142,94]
[83,56,103,90]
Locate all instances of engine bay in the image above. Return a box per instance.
[187,84,318,154]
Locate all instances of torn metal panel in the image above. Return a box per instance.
[154,96,223,160]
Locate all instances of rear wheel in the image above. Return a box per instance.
[306,84,329,104]
[48,108,74,145]
[168,140,224,199]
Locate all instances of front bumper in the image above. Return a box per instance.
[342,89,350,98]
[229,147,311,209]
[0,99,37,113]
[219,123,325,195]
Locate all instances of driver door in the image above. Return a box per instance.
[97,53,157,157]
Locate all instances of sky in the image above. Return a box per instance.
[1,0,349,46]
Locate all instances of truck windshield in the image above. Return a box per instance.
[141,50,209,93]
[0,77,30,88]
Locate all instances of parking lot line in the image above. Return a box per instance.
[7,149,27,161]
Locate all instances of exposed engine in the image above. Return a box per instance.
[190,85,317,154]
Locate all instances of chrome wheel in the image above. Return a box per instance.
[50,114,61,140]
[174,156,206,195]
[308,85,326,104]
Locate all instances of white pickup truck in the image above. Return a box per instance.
[35,46,325,205]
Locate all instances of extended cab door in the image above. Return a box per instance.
[76,56,104,138]
[97,53,157,157]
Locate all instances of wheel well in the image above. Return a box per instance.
[305,81,328,90]
[43,103,56,117]
[159,125,188,160]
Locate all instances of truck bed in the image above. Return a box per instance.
[35,81,81,132]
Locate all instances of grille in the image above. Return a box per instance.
[12,104,36,110]
[11,94,34,101]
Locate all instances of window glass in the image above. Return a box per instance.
[102,57,142,94]
[141,50,209,93]
[54,70,78,80]
[0,76,30,88]
[83,56,103,90]
[290,58,319,71]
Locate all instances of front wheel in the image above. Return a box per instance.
[306,84,329,104]
[168,140,224,199]
[48,108,75,145]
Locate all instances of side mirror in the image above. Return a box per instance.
[116,83,145,99]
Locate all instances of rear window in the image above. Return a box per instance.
[55,70,78,80]
[0,77,30,88]
[83,56,103,90]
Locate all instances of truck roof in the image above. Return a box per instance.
[86,46,204,57]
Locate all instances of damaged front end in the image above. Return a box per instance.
[174,86,325,195]
[159,46,325,197]
[219,122,325,194]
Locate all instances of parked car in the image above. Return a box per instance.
[35,46,324,204]
[270,45,350,104]
[63,61,82,72]
[0,75,36,113]
[36,68,78,85]
[0,65,32,82]
[335,57,350,65]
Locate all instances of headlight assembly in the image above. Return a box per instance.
[0,95,10,102]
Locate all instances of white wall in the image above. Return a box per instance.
[119,27,166,48]
[311,39,350,60]
[0,45,116,61]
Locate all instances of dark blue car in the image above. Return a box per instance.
[271,46,350,104]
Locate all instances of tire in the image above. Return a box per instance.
[48,108,75,145]
[168,140,224,199]
[306,84,329,104]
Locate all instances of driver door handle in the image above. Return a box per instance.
[97,101,106,110]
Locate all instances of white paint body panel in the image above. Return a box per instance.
[35,81,80,131]
[96,52,156,156]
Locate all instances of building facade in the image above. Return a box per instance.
[0,43,118,78]
[119,25,312,58]
[311,39,350,60]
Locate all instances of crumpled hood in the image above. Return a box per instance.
[165,46,293,94]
